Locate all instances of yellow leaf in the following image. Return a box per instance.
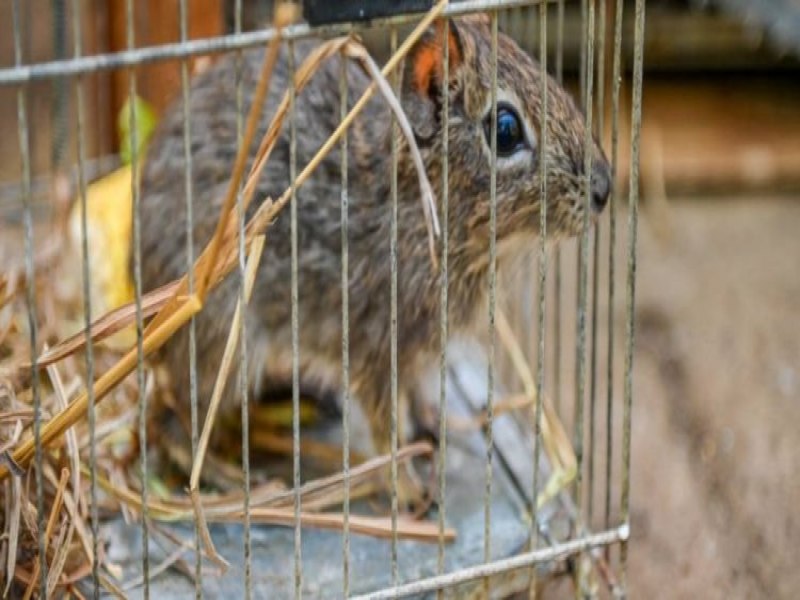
[68,165,135,348]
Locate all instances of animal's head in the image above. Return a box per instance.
[400,15,610,250]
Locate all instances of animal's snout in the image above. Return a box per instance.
[591,161,611,213]
[591,160,611,213]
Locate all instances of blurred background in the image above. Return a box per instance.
[0,0,798,597]
[2,0,800,196]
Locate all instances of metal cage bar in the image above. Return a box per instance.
[69,0,102,596]
[587,0,606,528]
[354,526,628,600]
[606,0,625,551]
[123,0,151,596]
[531,0,549,595]
[176,1,205,596]
[11,0,47,595]
[621,0,647,591]
[436,17,452,598]
[576,0,597,527]
[339,39,352,599]
[0,1,548,87]
[389,25,401,586]
[235,3,254,598]
[483,10,500,597]
[287,37,304,598]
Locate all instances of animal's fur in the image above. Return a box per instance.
[137,17,610,461]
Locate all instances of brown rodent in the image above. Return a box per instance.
[137,16,610,484]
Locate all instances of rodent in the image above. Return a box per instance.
[137,15,610,492]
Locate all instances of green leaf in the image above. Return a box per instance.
[118,96,158,165]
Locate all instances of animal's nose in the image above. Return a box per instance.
[591,160,611,213]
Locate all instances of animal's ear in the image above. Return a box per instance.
[407,18,464,97]
[401,18,464,140]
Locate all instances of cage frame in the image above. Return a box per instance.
[0,0,646,597]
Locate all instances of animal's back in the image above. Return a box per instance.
[138,40,384,415]
[137,15,609,470]
[139,40,377,291]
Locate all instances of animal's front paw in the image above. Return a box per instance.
[411,395,442,445]
[382,459,434,516]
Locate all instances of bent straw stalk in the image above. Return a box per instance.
[0,1,448,483]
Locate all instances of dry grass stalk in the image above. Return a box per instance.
[495,309,621,595]
[44,513,72,597]
[343,42,440,265]
[0,410,31,426]
[222,510,454,543]
[189,235,265,494]
[0,0,295,479]
[91,442,431,519]
[21,467,68,600]
[45,352,81,517]
[42,463,93,579]
[34,280,179,370]
[0,417,25,462]
[495,307,576,509]
[1,293,202,475]
[3,477,22,596]
[165,437,248,491]
[259,441,433,510]
[87,440,453,542]
[120,538,195,592]
[188,232,265,568]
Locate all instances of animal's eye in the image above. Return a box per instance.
[485,103,525,157]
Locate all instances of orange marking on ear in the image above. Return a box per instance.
[412,20,463,93]
[413,43,439,92]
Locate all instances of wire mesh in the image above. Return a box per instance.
[0,0,646,597]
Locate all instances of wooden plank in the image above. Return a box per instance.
[0,0,112,188]
[82,0,115,163]
[610,76,800,195]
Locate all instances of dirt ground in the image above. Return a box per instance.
[619,197,800,598]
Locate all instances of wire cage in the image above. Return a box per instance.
[0,0,646,597]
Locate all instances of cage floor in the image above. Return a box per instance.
[97,343,571,599]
